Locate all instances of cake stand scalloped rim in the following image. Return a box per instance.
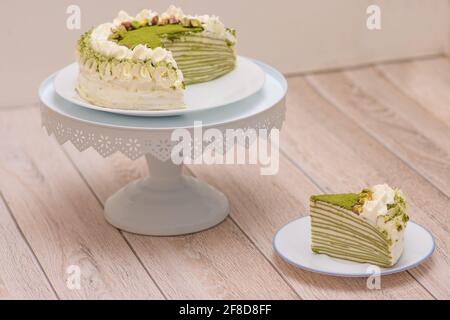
[40,59,287,161]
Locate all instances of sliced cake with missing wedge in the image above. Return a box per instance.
[76,5,236,110]
[310,184,409,267]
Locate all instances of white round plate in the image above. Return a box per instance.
[273,216,435,277]
[54,56,265,117]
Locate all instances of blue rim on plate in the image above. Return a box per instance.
[273,216,435,277]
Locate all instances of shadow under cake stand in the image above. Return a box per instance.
[39,61,287,236]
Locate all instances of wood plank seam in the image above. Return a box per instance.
[226,216,303,299]
[284,75,449,298]
[1,107,168,299]
[63,147,301,299]
[279,149,324,192]
[403,269,439,300]
[60,148,168,300]
[118,231,169,300]
[278,149,437,300]
[283,54,446,79]
[292,77,448,298]
[0,103,40,112]
[374,65,450,129]
[186,155,435,298]
[57,101,440,298]
[61,145,302,299]
[342,66,450,161]
[375,58,450,127]
[14,57,445,298]
[305,76,450,202]
[0,191,60,299]
[183,166,303,300]
[58,130,301,297]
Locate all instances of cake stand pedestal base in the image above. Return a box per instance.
[105,155,230,236]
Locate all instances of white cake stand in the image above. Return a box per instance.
[40,60,287,236]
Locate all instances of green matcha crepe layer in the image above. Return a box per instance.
[76,7,237,111]
[162,35,235,85]
[115,24,236,86]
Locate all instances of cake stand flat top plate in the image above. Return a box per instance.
[40,59,287,130]
[54,56,266,117]
[273,216,435,277]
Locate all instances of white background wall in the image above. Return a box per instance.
[1,0,448,107]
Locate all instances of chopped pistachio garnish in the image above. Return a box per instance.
[352,204,363,214]
[227,28,237,37]
[181,17,191,27]
[351,188,374,213]
[190,19,201,27]
[131,20,142,29]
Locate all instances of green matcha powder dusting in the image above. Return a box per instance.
[114,25,203,49]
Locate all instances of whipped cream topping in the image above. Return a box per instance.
[113,11,134,26]
[360,184,407,246]
[361,184,395,225]
[77,71,185,110]
[203,17,227,37]
[161,5,185,20]
[89,6,235,64]
[135,9,157,23]
[80,57,183,86]
[89,21,176,65]
[132,44,153,61]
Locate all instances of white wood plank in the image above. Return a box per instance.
[307,70,450,198]
[378,58,450,126]
[64,145,299,299]
[283,76,449,299]
[0,195,57,299]
[345,67,450,154]
[187,154,433,299]
[0,108,164,299]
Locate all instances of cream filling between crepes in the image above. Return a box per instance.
[76,7,237,110]
[76,70,185,110]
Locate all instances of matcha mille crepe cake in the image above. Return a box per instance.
[310,184,409,267]
[76,5,236,111]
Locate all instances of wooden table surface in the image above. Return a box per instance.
[0,56,449,300]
